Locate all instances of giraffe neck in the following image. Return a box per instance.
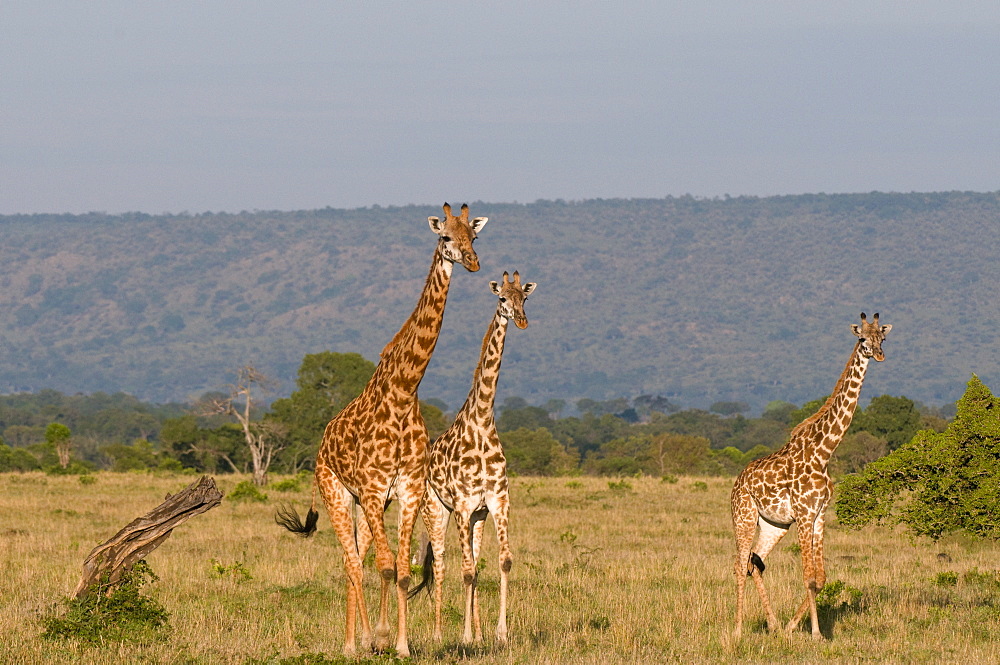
[791,340,870,467]
[457,310,509,424]
[376,248,454,395]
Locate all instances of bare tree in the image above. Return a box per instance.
[73,476,223,599]
[203,365,286,486]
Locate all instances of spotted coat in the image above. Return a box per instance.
[730,313,891,640]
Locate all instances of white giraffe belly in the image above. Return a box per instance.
[757,496,795,527]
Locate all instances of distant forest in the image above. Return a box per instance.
[1,191,999,413]
[0,381,953,479]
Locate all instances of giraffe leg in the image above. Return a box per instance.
[359,494,395,652]
[469,510,488,643]
[454,511,478,644]
[352,499,375,649]
[731,491,758,639]
[392,478,423,658]
[787,514,826,639]
[421,491,450,642]
[318,470,366,656]
[487,493,512,644]
[750,518,788,633]
[732,488,788,638]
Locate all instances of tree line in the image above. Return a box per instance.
[0,350,953,483]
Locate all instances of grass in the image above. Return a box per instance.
[1,472,999,663]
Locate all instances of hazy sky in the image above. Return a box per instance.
[2,2,999,214]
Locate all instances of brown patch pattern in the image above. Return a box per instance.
[421,271,535,644]
[730,313,891,640]
[310,204,487,657]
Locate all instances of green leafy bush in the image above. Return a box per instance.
[817,579,863,611]
[41,560,170,645]
[227,480,268,502]
[270,477,303,492]
[836,376,1000,541]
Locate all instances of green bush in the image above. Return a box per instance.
[227,480,268,502]
[816,579,863,611]
[933,572,958,587]
[41,560,170,645]
[837,376,1000,541]
[270,477,303,492]
[607,479,632,493]
[0,444,41,472]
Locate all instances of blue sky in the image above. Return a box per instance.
[2,1,999,214]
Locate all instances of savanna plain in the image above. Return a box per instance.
[2,472,999,664]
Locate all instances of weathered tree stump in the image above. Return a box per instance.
[72,475,223,599]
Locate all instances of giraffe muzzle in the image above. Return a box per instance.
[461,252,480,272]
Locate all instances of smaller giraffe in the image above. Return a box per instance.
[731,312,891,640]
[411,271,536,644]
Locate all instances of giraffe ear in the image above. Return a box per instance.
[428,216,444,234]
[850,324,862,337]
[881,324,892,335]
[490,281,501,295]
[522,282,537,296]
[470,216,488,233]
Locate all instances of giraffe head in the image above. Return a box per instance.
[490,271,536,329]
[850,312,892,361]
[428,203,488,272]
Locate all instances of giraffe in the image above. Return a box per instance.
[276,203,488,657]
[410,270,536,645]
[730,312,891,640]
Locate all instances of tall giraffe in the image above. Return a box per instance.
[730,312,891,640]
[411,271,536,644]
[277,203,488,657]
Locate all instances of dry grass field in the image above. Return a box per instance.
[1,471,999,664]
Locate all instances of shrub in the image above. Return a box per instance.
[607,479,632,493]
[0,444,41,472]
[227,480,268,502]
[837,376,1000,541]
[933,572,958,587]
[41,560,170,645]
[817,579,863,611]
[270,477,303,492]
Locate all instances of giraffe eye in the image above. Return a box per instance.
[441,236,452,242]
[500,297,507,303]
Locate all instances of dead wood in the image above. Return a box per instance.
[72,475,223,599]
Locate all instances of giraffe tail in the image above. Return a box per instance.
[748,552,766,576]
[407,539,435,600]
[275,482,319,537]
